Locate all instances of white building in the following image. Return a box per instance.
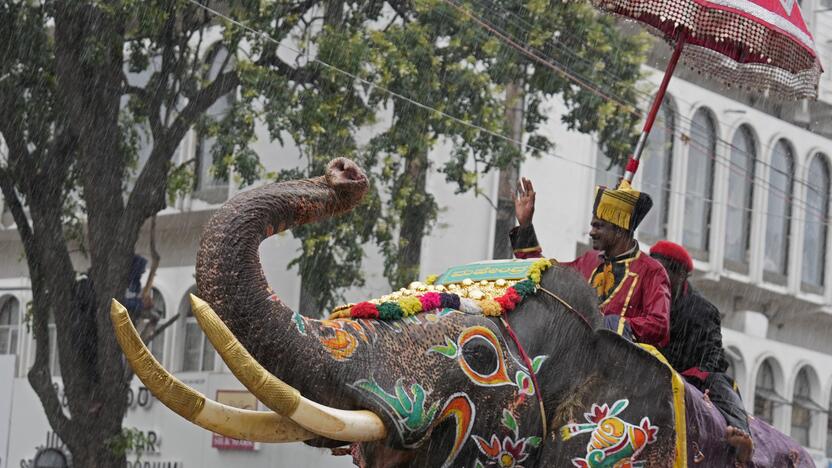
[2,8,832,467]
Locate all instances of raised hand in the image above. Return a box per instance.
[513,177,536,228]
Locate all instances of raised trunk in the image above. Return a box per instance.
[492,80,524,259]
[196,159,369,394]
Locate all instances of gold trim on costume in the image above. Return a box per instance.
[637,344,688,468]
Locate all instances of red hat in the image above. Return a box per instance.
[650,240,693,273]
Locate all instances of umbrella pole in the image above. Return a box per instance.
[623,32,687,183]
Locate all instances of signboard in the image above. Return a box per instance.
[0,355,15,468]
[435,259,537,284]
[211,390,258,451]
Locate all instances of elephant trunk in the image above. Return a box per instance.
[195,157,368,370]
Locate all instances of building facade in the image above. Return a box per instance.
[2,9,832,467]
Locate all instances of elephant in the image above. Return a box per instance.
[112,158,813,467]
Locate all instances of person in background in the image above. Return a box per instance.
[650,240,753,465]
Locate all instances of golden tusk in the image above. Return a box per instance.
[190,294,387,442]
[110,299,316,443]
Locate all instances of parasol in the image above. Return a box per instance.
[593,0,825,182]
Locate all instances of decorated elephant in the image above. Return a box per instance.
[112,158,813,467]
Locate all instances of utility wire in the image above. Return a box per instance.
[183,0,831,226]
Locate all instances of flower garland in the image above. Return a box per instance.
[333,259,552,320]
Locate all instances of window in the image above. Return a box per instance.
[0,296,20,355]
[193,45,234,204]
[594,145,623,189]
[802,154,830,289]
[754,360,777,424]
[725,126,756,268]
[181,287,216,372]
[683,109,716,255]
[639,99,674,239]
[790,368,812,447]
[140,288,166,363]
[764,140,795,279]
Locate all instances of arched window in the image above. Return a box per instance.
[639,99,674,239]
[683,109,716,255]
[180,286,216,372]
[725,126,756,269]
[764,140,795,280]
[790,368,813,446]
[754,360,778,424]
[0,296,20,355]
[802,154,830,289]
[193,44,234,204]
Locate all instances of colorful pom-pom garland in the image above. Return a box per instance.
[333,259,552,320]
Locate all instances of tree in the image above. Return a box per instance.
[0,0,374,464]
[452,0,650,259]
[364,0,649,282]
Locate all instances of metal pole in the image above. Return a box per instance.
[623,31,687,183]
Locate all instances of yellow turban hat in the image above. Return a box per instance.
[592,180,653,233]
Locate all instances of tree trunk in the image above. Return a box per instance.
[299,279,323,317]
[492,81,525,259]
[393,146,430,288]
[66,440,125,468]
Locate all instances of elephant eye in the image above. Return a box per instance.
[461,336,499,377]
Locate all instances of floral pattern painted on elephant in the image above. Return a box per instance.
[559,399,658,468]
[351,376,440,440]
[473,408,541,468]
[314,309,460,361]
[429,326,546,395]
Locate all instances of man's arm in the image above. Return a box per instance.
[627,265,671,348]
[510,224,543,258]
[510,177,543,258]
[698,304,728,373]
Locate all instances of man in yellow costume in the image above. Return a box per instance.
[511,178,671,347]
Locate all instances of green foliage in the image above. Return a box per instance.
[106,427,151,462]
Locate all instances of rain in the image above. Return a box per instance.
[0,0,830,467]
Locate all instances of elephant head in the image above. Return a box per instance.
[115,158,687,467]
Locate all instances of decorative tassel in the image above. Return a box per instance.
[592,263,615,297]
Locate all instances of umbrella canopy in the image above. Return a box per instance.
[595,0,822,99]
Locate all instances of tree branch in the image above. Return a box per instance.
[27,279,72,436]
[0,168,34,250]
[120,69,241,246]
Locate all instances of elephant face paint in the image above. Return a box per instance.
[429,326,512,387]
[473,408,541,468]
[559,399,658,468]
[429,326,547,396]
[436,393,476,468]
[351,376,440,440]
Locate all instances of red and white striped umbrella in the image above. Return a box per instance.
[593,0,824,181]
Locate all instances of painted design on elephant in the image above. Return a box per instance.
[436,392,476,468]
[291,309,306,336]
[559,399,658,468]
[428,326,513,387]
[472,408,541,468]
[315,317,383,361]
[317,319,363,361]
[429,326,546,396]
[351,376,439,439]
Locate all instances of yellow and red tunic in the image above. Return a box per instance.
[510,224,670,347]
